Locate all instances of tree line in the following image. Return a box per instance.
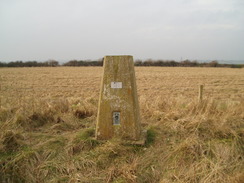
[0,60,59,67]
[134,59,243,68]
[0,59,243,68]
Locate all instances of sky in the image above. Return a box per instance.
[0,0,244,62]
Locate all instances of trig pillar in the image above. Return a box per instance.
[96,55,141,141]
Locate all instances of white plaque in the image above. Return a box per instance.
[111,82,122,89]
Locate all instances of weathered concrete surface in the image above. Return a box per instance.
[96,55,141,140]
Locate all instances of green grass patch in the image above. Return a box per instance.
[145,127,157,146]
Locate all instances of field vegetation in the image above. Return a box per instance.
[0,67,244,183]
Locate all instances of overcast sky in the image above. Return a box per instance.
[0,0,244,62]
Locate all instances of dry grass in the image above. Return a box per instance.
[0,67,244,183]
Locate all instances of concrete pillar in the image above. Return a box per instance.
[96,55,141,141]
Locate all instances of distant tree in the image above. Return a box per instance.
[63,60,79,66]
[169,60,178,67]
[181,60,191,67]
[46,59,59,67]
[144,59,153,66]
[63,59,103,66]
[180,60,199,67]
[0,62,7,67]
[191,60,199,67]
[208,61,218,67]
[135,59,143,66]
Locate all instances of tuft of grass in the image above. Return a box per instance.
[74,128,95,141]
[146,127,157,146]
[73,109,93,119]
[0,108,12,123]
[28,111,54,128]
[70,128,99,154]
[0,146,36,183]
[1,130,25,153]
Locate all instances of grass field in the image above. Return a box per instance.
[0,67,244,183]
